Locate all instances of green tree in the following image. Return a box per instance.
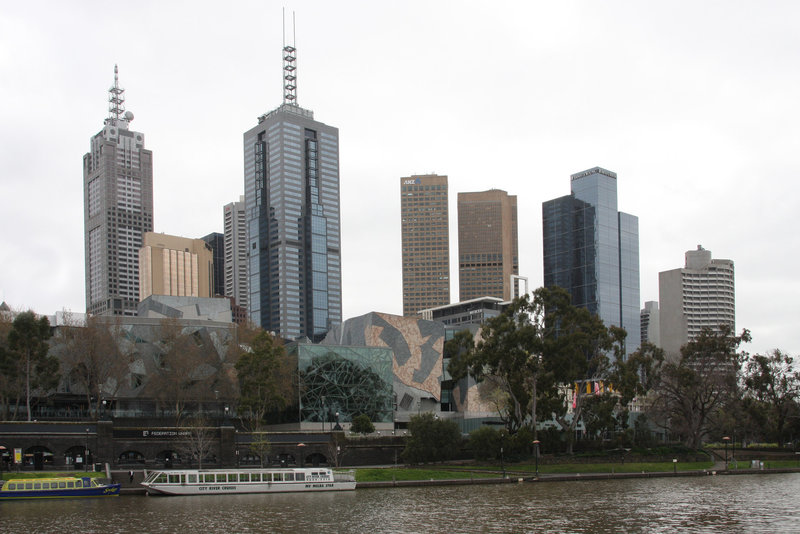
[742,349,800,446]
[467,426,502,461]
[649,325,750,449]
[7,311,59,421]
[402,413,462,464]
[350,414,375,435]
[235,330,287,428]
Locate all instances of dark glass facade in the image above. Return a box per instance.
[542,167,640,356]
[293,344,394,425]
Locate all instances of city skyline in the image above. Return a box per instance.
[1,2,799,355]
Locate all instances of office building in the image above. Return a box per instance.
[243,41,341,340]
[202,232,224,297]
[83,66,153,316]
[420,296,507,328]
[659,245,735,359]
[457,189,518,301]
[223,197,248,309]
[400,174,450,317]
[138,232,214,300]
[542,167,640,356]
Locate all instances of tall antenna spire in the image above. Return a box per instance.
[282,10,297,105]
[108,64,126,123]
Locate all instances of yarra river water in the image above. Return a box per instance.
[2,473,799,533]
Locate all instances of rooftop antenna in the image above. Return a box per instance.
[282,9,297,105]
[108,64,126,123]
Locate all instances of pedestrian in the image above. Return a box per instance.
[129,470,134,483]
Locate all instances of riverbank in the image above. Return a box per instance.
[356,466,800,488]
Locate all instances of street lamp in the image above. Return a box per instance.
[85,428,90,470]
[321,396,327,432]
[722,436,730,469]
[532,440,541,478]
[500,446,505,478]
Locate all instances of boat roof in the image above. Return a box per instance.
[4,476,89,483]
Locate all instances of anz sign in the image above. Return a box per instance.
[402,178,422,185]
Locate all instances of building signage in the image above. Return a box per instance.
[403,178,422,185]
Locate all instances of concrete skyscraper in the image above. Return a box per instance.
[542,167,640,355]
[83,66,153,316]
[224,196,248,310]
[401,174,450,317]
[659,245,735,359]
[457,189,518,301]
[244,39,341,340]
[139,232,214,300]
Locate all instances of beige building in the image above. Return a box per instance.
[457,189,518,301]
[659,245,735,359]
[139,233,214,300]
[400,174,450,316]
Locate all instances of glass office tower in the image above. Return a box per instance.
[542,167,640,356]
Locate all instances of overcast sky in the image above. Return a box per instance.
[1,1,798,356]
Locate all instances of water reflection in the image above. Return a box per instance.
[2,474,798,533]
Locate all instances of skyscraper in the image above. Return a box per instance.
[201,232,225,298]
[457,189,518,301]
[223,196,248,310]
[542,166,640,355]
[659,245,735,359]
[83,66,153,316]
[243,41,341,340]
[139,232,214,300]
[400,174,450,317]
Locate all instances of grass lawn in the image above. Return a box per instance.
[443,461,714,474]
[729,460,800,470]
[355,468,497,483]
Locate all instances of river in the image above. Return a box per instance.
[2,473,798,533]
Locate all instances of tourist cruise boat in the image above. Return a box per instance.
[0,476,120,500]
[141,467,356,495]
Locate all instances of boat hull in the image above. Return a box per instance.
[0,485,120,500]
[143,480,355,496]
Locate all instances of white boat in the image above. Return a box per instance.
[140,467,356,496]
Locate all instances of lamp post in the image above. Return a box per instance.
[532,440,540,478]
[500,446,505,478]
[321,396,326,432]
[722,436,730,469]
[84,428,90,470]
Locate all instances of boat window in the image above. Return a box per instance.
[251,473,261,482]
[187,474,197,483]
[59,482,66,489]
[273,473,283,482]
[296,473,305,482]
[230,474,239,482]
[240,473,249,482]
[168,474,181,484]
[67,482,74,488]
[26,483,33,490]
[285,473,294,481]
[34,483,42,489]
[203,474,215,483]
[215,474,226,483]
[42,483,49,489]
[154,474,168,483]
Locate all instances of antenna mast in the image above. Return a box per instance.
[282,10,297,105]
[108,64,126,123]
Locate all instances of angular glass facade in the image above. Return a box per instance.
[542,167,640,356]
[244,104,342,340]
[293,344,394,425]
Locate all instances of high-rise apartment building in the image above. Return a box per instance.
[640,301,661,348]
[139,232,214,300]
[401,174,450,317]
[542,167,640,356]
[223,196,248,310]
[457,189,518,301]
[202,232,224,297]
[83,66,153,316]
[659,245,735,359]
[243,42,341,340]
